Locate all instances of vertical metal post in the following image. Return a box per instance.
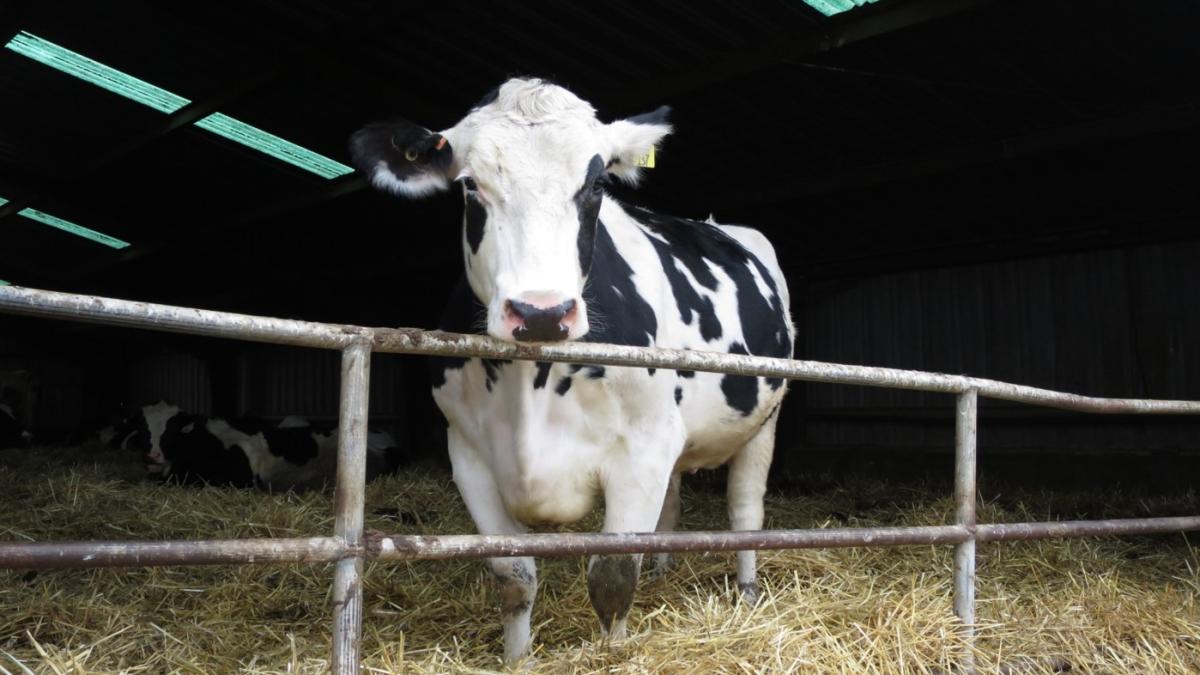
[953,389,978,673]
[331,340,371,675]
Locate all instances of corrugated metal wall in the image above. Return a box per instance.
[237,345,407,437]
[799,241,1200,451]
[126,352,212,415]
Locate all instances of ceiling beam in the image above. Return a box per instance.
[716,101,1200,208]
[607,0,996,112]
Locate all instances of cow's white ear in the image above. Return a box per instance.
[349,120,455,198]
[605,106,672,186]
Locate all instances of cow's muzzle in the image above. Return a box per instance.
[506,298,578,342]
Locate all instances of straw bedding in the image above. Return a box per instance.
[1,443,1197,674]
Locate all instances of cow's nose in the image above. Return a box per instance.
[506,298,578,342]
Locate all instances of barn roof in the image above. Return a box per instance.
[0,0,1197,326]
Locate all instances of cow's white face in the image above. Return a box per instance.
[350,78,671,342]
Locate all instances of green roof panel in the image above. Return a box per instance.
[802,0,879,17]
[4,31,190,113]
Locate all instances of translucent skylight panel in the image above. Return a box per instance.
[17,207,131,249]
[0,194,130,249]
[4,31,190,113]
[194,113,354,179]
[802,0,879,17]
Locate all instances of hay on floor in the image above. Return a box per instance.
[1,443,1198,674]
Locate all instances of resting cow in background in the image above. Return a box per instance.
[350,77,793,662]
[112,403,404,490]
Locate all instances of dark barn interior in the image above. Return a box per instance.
[2,0,1198,488]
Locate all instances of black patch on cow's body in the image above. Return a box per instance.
[587,367,605,379]
[533,362,552,389]
[482,359,509,388]
[464,193,487,253]
[555,377,572,396]
[574,155,605,274]
[430,278,477,388]
[647,368,656,376]
[720,343,759,416]
[582,222,658,348]
[628,206,791,398]
[677,370,695,378]
[161,416,255,488]
[262,426,321,464]
[674,386,683,405]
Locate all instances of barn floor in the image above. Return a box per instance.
[1,444,1198,674]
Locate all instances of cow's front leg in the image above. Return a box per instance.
[447,427,537,664]
[587,449,678,640]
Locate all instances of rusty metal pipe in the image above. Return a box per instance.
[0,537,343,569]
[332,341,371,675]
[365,525,975,561]
[953,390,979,672]
[370,326,1200,415]
[3,515,1199,571]
[0,285,366,349]
[2,285,1199,415]
[977,516,1200,541]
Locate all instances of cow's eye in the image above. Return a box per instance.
[460,177,478,192]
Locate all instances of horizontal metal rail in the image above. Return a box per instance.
[2,285,1198,414]
[3,516,1199,569]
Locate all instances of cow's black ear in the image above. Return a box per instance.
[349,119,454,198]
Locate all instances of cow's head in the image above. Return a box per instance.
[350,78,671,342]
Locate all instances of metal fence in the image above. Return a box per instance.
[2,284,1199,674]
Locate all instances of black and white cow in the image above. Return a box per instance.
[114,403,403,490]
[350,78,793,662]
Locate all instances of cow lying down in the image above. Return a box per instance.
[114,402,403,491]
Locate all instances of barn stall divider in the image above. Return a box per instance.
[1,284,1198,674]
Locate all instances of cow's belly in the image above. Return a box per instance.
[435,360,678,526]
[675,370,787,473]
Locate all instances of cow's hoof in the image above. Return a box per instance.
[600,616,628,641]
[588,554,639,634]
[737,580,760,605]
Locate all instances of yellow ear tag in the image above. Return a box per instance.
[635,146,656,169]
